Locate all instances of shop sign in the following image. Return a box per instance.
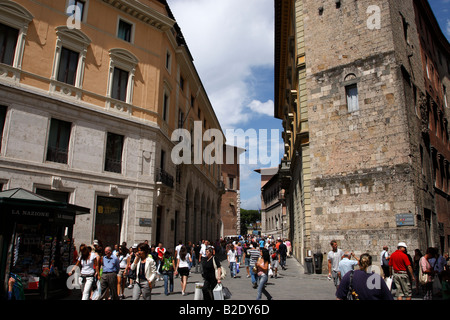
[11,209,50,218]
[396,214,414,227]
[55,213,75,223]
[139,218,152,227]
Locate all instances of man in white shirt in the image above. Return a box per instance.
[199,240,207,273]
[175,240,183,258]
[327,240,344,288]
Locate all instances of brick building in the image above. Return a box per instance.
[275,0,450,265]
[219,144,244,237]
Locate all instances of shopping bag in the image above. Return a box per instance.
[268,267,273,277]
[433,278,442,294]
[385,276,393,291]
[223,286,232,299]
[236,263,240,274]
[213,283,224,300]
[194,282,204,300]
[91,280,101,300]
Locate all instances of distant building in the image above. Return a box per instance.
[255,167,286,239]
[220,144,244,237]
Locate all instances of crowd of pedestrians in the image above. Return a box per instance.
[68,235,291,300]
[328,240,450,300]
[67,237,449,301]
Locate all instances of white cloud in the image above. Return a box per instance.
[247,99,275,117]
[240,194,261,211]
[167,0,274,129]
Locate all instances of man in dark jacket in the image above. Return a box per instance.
[278,239,288,270]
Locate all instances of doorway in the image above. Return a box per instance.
[95,196,123,248]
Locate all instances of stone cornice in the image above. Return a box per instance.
[102,0,175,31]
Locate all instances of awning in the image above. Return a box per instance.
[0,188,90,218]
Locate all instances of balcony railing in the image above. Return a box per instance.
[156,168,174,188]
[104,157,122,174]
[46,146,68,164]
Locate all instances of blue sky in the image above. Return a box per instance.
[429,0,450,41]
[168,0,450,210]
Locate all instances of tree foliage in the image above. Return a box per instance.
[240,208,260,235]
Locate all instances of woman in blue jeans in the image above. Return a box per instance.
[255,248,273,300]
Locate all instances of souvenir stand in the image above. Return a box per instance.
[0,188,89,300]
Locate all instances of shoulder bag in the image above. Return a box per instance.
[212,256,226,280]
[347,271,359,300]
[418,256,429,285]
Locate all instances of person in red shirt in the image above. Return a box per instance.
[156,242,166,281]
[389,242,415,300]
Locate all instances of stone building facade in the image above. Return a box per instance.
[255,167,287,238]
[0,0,224,250]
[275,0,450,265]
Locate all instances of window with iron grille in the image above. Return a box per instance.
[47,118,72,164]
[105,132,124,173]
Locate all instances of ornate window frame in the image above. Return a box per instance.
[106,48,139,114]
[0,1,33,81]
[50,26,91,98]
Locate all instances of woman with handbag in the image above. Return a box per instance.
[419,248,436,300]
[255,248,273,300]
[201,246,222,300]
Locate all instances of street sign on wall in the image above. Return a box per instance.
[396,214,415,227]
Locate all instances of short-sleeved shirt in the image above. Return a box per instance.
[79,253,96,275]
[157,247,166,260]
[389,250,410,272]
[102,254,120,273]
[177,253,191,268]
[338,258,359,277]
[328,249,344,272]
[227,250,237,262]
[248,249,261,266]
[419,256,433,283]
[118,254,129,269]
